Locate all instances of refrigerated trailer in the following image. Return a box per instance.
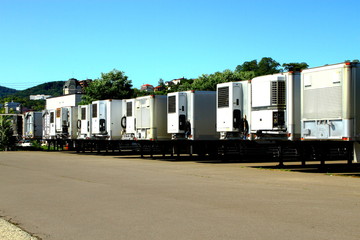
[301,62,360,162]
[24,111,42,139]
[122,98,136,140]
[54,106,78,139]
[168,91,218,140]
[77,104,92,139]
[91,99,124,140]
[251,71,301,140]
[217,81,251,139]
[135,95,169,140]
[301,62,360,140]
[46,109,56,139]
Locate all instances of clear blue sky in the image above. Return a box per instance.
[1,0,359,90]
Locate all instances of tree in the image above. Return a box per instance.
[256,57,281,75]
[81,69,133,104]
[191,69,246,91]
[0,115,15,151]
[158,78,165,87]
[282,62,309,71]
[235,57,281,77]
[235,60,258,72]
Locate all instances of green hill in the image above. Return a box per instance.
[0,86,18,97]
[0,81,65,111]
[9,81,65,98]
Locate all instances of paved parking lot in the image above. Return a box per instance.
[0,151,359,240]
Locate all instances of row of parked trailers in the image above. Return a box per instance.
[23,62,360,164]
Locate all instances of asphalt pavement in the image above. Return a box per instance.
[0,151,359,240]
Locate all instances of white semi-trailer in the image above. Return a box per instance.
[167,90,218,140]
[47,109,56,139]
[135,95,169,140]
[121,98,136,140]
[54,106,78,139]
[91,99,124,140]
[301,62,360,162]
[77,104,92,139]
[251,71,301,141]
[216,81,251,139]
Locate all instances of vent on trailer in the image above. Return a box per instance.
[81,107,86,120]
[126,102,133,117]
[168,95,176,113]
[218,86,229,108]
[50,112,54,123]
[271,81,285,105]
[92,104,97,118]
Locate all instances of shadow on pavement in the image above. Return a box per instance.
[63,151,360,177]
[251,162,360,177]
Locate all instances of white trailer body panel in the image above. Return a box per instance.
[301,62,360,141]
[46,94,82,110]
[135,95,169,140]
[91,100,124,140]
[77,104,92,139]
[24,111,42,139]
[167,91,218,140]
[216,81,251,139]
[48,109,56,138]
[250,72,301,140]
[167,92,187,134]
[251,110,274,130]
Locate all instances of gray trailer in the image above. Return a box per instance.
[135,95,169,140]
[24,111,42,139]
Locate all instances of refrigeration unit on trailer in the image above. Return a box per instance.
[54,106,78,139]
[135,95,169,140]
[91,99,124,140]
[300,62,360,161]
[45,109,56,139]
[24,111,42,139]
[168,91,218,140]
[216,81,251,139]
[251,71,301,140]
[77,104,92,139]
[121,98,136,140]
